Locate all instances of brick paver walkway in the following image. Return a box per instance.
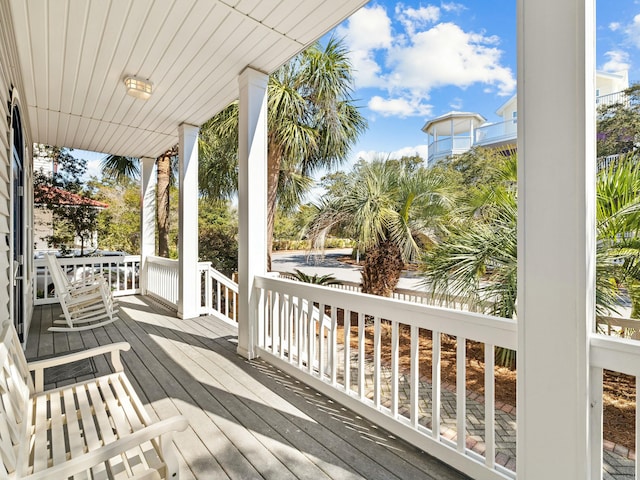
[336,351,634,478]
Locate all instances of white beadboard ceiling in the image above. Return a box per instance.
[9,0,368,159]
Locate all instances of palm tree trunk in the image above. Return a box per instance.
[361,240,404,297]
[266,141,282,271]
[157,153,171,257]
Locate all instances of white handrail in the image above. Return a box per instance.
[146,256,179,308]
[254,274,516,480]
[589,334,640,478]
[198,263,239,322]
[34,255,140,305]
[281,274,492,313]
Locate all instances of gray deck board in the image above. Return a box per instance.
[27,295,470,480]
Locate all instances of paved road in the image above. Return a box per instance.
[271,248,424,290]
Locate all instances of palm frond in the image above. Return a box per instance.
[100,155,140,181]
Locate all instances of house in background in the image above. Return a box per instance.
[32,145,108,252]
[33,185,108,251]
[424,69,630,164]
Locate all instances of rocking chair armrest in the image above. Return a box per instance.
[28,342,131,392]
[68,275,107,288]
[21,416,189,480]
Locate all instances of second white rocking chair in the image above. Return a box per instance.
[45,253,120,332]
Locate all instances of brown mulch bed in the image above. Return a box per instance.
[334,313,635,451]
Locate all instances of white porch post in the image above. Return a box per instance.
[237,67,268,359]
[178,124,200,319]
[140,157,156,294]
[517,0,595,478]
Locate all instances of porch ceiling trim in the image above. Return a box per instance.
[9,0,368,159]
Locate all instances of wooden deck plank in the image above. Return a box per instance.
[102,302,305,480]
[28,296,471,480]
[128,317,344,480]
[155,315,375,480]
[179,315,461,480]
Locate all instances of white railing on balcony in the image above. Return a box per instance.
[596,91,629,108]
[590,335,640,479]
[33,254,140,305]
[146,256,179,308]
[254,275,518,479]
[597,154,620,172]
[199,262,239,322]
[474,119,517,147]
[427,136,473,163]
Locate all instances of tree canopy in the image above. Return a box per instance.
[199,37,367,267]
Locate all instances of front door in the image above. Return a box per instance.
[11,105,25,341]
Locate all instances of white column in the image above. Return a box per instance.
[140,156,156,294]
[517,0,595,478]
[178,124,200,319]
[237,67,268,359]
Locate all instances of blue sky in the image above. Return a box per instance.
[324,0,640,164]
[79,0,640,178]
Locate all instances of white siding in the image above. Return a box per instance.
[0,1,34,338]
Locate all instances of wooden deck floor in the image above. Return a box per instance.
[27,295,470,480]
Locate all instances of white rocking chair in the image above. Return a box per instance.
[45,253,120,332]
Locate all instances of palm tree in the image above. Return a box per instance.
[596,153,640,316]
[289,269,342,286]
[199,37,367,268]
[422,154,518,317]
[101,147,177,257]
[423,151,640,329]
[308,158,454,296]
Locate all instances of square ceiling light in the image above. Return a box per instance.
[124,76,153,100]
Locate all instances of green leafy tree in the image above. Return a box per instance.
[597,83,640,157]
[198,200,238,276]
[422,151,640,367]
[308,157,454,296]
[101,147,178,257]
[94,177,141,253]
[199,37,367,268]
[34,146,101,255]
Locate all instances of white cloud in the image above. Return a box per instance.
[336,5,392,88]
[338,6,515,118]
[355,145,428,163]
[387,22,515,97]
[624,14,640,48]
[86,159,102,179]
[610,22,621,31]
[396,4,440,36]
[441,2,466,13]
[368,95,433,117]
[601,50,631,72]
[449,97,463,110]
[336,5,392,51]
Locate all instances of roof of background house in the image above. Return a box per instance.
[35,185,108,208]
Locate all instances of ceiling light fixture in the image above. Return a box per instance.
[124,76,153,100]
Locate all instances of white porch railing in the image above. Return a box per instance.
[146,256,179,308]
[320,278,490,311]
[199,262,239,322]
[254,275,640,479]
[254,275,518,479]
[145,256,239,322]
[33,255,140,305]
[590,335,640,479]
